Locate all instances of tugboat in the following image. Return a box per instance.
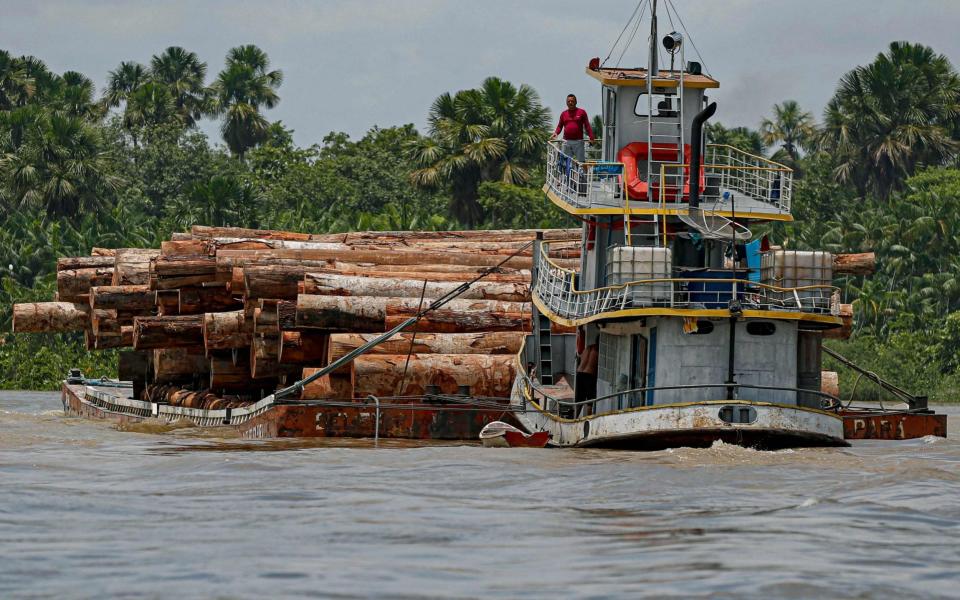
[510,1,943,449]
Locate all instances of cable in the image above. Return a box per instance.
[667,0,711,76]
[602,0,645,67]
[615,0,649,69]
[397,279,428,395]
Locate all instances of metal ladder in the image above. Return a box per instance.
[535,313,553,385]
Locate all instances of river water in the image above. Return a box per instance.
[1,391,958,599]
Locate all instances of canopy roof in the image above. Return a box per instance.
[586,67,719,89]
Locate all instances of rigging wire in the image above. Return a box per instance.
[601,0,644,67]
[615,0,649,69]
[666,0,711,76]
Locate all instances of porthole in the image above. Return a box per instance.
[718,405,758,424]
[746,321,776,336]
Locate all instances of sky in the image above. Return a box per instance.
[2,0,959,148]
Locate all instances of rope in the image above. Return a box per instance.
[615,0,650,69]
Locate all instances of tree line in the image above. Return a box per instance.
[2,41,960,399]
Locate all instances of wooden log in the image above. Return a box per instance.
[57,267,114,302]
[178,285,242,315]
[279,331,329,365]
[833,253,875,276]
[296,295,529,333]
[277,300,297,331]
[328,332,524,360]
[57,255,115,271]
[160,239,214,256]
[303,273,530,302]
[113,248,160,285]
[300,363,355,399]
[307,265,530,284]
[203,310,251,352]
[90,326,133,349]
[91,247,117,257]
[91,309,120,336]
[89,285,155,312]
[821,371,840,398]
[210,354,260,390]
[133,315,204,350]
[253,301,279,335]
[192,225,580,243]
[12,302,90,333]
[154,347,209,384]
[353,354,516,397]
[153,255,222,289]
[155,290,180,316]
[823,304,853,340]
[251,335,296,379]
[192,225,314,241]
[216,248,555,270]
[244,264,311,300]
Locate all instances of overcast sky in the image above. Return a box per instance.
[3,0,959,147]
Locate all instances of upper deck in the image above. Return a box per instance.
[544,142,794,220]
[586,66,720,89]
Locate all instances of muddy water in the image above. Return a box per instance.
[1,391,958,599]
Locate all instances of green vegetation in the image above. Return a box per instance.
[2,40,959,402]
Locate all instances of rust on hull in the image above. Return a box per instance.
[61,383,511,441]
[841,411,947,440]
[576,428,849,451]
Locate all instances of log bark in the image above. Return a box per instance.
[203,310,251,352]
[277,300,298,331]
[155,290,180,316]
[302,273,530,302]
[91,309,120,336]
[191,225,579,244]
[12,302,90,333]
[154,347,209,383]
[823,304,853,340]
[328,332,524,360]
[300,363,355,399]
[57,255,115,271]
[113,248,160,285]
[821,371,840,398]
[352,354,516,397]
[57,267,114,302]
[133,315,204,350]
[306,266,530,284]
[253,301,279,336]
[178,285,242,315]
[89,326,133,349]
[210,354,261,390]
[296,295,529,333]
[279,331,329,365]
[244,264,310,300]
[251,335,296,379]
[216,248,559,270]
[833,253,875,276]
[153,255,223,289]
[89,285,154,312]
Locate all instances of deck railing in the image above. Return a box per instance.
[534,242,839,322]
[544,141,793,214]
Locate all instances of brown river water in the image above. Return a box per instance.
[1,391,958,599]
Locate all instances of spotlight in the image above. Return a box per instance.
[663,31,683,54]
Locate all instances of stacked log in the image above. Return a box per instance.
[11,223,873,412]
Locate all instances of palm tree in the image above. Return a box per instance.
[0,51,36,110]
[705,122,766,156]
[104,61,147,110]
[149,46,208,127]
[760,100,815,162]
[408,76,550,225]
[210,45,282,159]
[819,41,960,199]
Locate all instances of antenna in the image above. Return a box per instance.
[649,0,658,78]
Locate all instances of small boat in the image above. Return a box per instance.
[479,421,551,448]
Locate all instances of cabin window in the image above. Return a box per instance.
[634,93,677,117]
[689,320,714,335]
[746,321,777,336]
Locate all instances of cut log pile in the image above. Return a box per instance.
[10,223,873,410]
[13,226,577,406]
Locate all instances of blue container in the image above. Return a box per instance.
[687,269,744,309]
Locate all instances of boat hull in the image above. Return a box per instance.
[61,382,509,441]
[511,378,848,450]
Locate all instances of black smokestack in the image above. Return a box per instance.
[689,102,717,209]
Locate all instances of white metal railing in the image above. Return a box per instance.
[704,144,793,212]
[545,141,793,215]
[545,140,625,209]
[534,242,839,322]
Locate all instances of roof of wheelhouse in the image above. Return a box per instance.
[586,67,719,89]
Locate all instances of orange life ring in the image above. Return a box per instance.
[616,143,700,201]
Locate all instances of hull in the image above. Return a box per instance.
[61,382,509,441]
[511,376,848,450]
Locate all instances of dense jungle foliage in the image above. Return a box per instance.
[2,42,959,402]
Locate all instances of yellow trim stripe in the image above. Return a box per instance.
[532,293,843,328]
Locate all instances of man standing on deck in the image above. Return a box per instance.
[552,94,595,162]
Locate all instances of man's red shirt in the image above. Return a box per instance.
[555,108,594,141]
